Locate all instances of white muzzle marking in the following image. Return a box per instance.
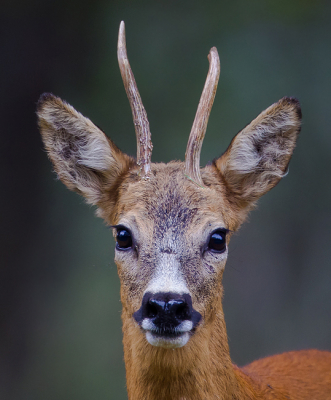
[142,319,193,348]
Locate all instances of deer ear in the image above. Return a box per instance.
[214,97,301,205]
[37,93,133,205]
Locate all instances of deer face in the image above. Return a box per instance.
[109,164,234,348]
[37,22,301,350]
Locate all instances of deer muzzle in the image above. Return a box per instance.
[133,292,202,348]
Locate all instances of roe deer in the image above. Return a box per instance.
[37,21,331,400]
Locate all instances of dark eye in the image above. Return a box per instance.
[208,230,227,253]
[116,228,132,250]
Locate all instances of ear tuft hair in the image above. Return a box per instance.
[37,93,133,205]
[215,97,301,205]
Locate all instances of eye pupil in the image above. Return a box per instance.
[208,231,226,253]
[116,229,132,249]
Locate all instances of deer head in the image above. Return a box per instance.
[37,21,301,399]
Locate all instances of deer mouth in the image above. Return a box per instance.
[142,319,193,348]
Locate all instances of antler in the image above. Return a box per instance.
[117,21,153,178]
[184,47,220,187]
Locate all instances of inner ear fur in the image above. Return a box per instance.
[214,97,301,205]
[37,93,134,205]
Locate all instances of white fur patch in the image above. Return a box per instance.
[142,319,193,333]
[144,253,189,295]
[145,331,190,349]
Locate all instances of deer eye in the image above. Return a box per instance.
[208,230,227,253]
[116,228,132,250]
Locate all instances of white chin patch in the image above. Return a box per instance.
[145,331,190,349]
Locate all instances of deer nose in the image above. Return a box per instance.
[133,292,202,331]
[146,297,190,323]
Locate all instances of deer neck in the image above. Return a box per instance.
[121,302,248,400]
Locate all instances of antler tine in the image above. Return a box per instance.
[117,21,153,178]
[184,47,220,187]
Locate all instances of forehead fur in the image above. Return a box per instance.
[100,161,239,232]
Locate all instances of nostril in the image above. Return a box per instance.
[146,299,165,319]
[174,302,190,321]
[146,301,158,319]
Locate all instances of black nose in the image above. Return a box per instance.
[134,292,202,331]
[146,296,190,322]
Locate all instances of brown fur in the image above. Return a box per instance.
[38,91,331,400]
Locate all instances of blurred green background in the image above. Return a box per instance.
[1,0,331,399]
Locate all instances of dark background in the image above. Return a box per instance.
[1,1,331,399]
